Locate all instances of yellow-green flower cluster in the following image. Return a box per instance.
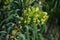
[19,6,48,24]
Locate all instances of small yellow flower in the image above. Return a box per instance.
[33,20,36,24]
[27,17,31,21]
[20,17,23,21]
[43,12,47,15]
[26,17,31,24]
[35,14,39,18]
[41,21,44,24]
[43,15,46,18]
[33,18,37,24]
[28,13,33,17]
[44,16,48,20]
[31,6,35,11]
[28,8,31,11]
[33,18,37,21]
[41,19,45,22]
[26,20,30,24]
[46,16,48,18]
[27,21,30,24]
[37,19,40,24]
[35,7,39,11]
[40,18,46,24]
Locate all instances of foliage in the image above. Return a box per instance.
[1,0,58,40]
[43,0,60,40]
